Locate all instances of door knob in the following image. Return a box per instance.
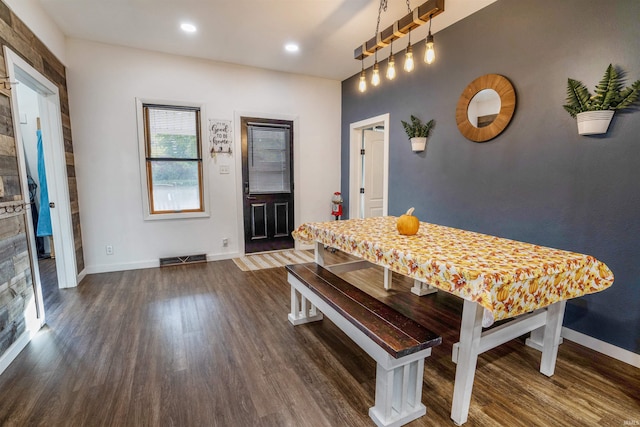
[49,202,55,208]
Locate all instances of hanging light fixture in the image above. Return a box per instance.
[424,15,435,64]
[386,43,396,80]
[371,52,381,86]
[370,0,387,88]
[353,0,445,84]
[358,59,367,92]
[404,33,414,72]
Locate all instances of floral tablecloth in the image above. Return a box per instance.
[293,216,614,326]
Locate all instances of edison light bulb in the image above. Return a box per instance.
[424,34,435,64]
[371,62,380,86]
[358,70,367,92]
[386,54,396,80]
[404,45,414,72]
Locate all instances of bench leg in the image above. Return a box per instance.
[451,300,483,426]
[525,318,564,352]
[369,357,428,427]
[288,286,323,325]
[410,279,438,296]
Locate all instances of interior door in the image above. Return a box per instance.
[241,117,294,253]
[361,128,385,218]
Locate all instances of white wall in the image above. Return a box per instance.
[3,0,66,64]
[65,39,341,273]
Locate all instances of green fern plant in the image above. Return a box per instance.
[563,64,640,118]
[401,115,435,138]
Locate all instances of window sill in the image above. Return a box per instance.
[143,211,210,221]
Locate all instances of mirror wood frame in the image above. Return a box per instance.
[456,74,516,142]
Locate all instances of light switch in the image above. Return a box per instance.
[220,165,230,174]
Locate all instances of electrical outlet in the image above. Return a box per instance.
[222,238,229,247]
[106,245,114,255]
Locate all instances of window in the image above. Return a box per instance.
[140,103,205,216]
[247,124,291,193]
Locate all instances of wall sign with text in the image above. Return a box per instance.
[209,119,232,156]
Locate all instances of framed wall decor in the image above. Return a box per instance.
[209,119,233,156]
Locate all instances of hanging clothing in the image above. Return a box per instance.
[27,174,45,255]
[36,129,53,237]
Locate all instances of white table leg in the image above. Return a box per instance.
[451,300,484,426]
[314,241,325,266]
[411,279,438,296]
[525,325,563,352]
[540,300,566,376]
[383,268,392,290]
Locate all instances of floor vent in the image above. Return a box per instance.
[159,253,207,267]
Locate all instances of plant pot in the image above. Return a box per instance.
[576,110,614,135]
[410,137,427,152]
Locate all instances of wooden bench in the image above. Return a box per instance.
[286,263,442,427]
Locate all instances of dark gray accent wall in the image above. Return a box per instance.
[341,0,640,354]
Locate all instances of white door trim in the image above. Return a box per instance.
[4,46,78,296]
[349,114,390,219]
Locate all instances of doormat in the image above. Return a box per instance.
[232,250,314,272]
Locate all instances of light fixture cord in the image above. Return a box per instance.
[375,0,388,37]
[405,0,412,45]
[428,15,432,33]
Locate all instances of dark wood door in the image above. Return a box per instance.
[241,117,294,253]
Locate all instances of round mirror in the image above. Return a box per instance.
[467,89,501,128]
[456,74,516,142]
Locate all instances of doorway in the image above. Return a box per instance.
[240,117,295,253]
[360,127,385,218]
[4,47,78,320]
[349,114,390,219]
[15,81,59,310]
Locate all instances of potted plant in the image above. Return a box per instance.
[401,115,435,151]
[563,64,640,135]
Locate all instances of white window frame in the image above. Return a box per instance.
[136,98,210,220]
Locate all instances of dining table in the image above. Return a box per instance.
[292,216,614,425]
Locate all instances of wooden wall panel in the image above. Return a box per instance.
[0,0,84,359]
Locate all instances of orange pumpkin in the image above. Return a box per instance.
[397,207,420,235]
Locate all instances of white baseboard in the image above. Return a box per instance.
[84,252,241,274]
[562,327,640,368]
[85,259,160,274]
[0,331,30,376]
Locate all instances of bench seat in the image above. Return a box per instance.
[286,262,441,427]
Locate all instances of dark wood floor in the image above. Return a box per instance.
[0,250,638,426]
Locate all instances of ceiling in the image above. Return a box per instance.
[37,0,497,81]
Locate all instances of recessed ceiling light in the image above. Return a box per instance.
[285,43,300,53]
[181,23,197,33]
